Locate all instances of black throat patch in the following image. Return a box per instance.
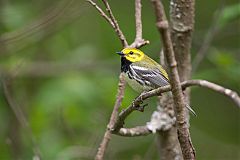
[121,57,132,73]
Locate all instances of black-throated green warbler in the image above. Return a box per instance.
[116,48,196,115]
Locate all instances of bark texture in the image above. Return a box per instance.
[170,0,195,106]
[157,127,183,160]
[170,0,195,81]
[151,0,196,159]
[157,95,183,160]
[170,0,195,159]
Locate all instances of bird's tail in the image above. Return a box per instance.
[186,103,197,116]
[165,92,197,116]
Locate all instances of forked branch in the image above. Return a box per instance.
[86,0,115,28]
[130,0,150,48]
[87,0,149,48]
[86,0,128,47]
[86,1,149,160]
[113,79,240,137]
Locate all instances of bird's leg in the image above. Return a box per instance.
[134,103,148,112]
[139,91,148,103]
[132,91,148,112]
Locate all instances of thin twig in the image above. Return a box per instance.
[86,0,115,28]
[95,74,125,160]
[101,0,128,47]
[87,0,128,47]
[87,0,149,49]
[135,0,142,41]
[108,74,126,130]
[87,1,129,159]
[129,0,150,48]
[182,80,240,107]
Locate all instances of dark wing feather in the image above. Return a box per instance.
[130,65,169,88]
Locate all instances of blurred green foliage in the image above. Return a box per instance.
[0,0,239,160]
[218,4,240,28]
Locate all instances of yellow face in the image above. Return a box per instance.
[118,48,145,62]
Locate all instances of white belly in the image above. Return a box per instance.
[123,73,152,93]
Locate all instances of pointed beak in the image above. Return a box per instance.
[116,51,124,56]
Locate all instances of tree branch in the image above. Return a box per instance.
[129,0,150,48]
[169,0,196,158]
[151,0,196,159]
[135,0,142,41]
[87,0,149,49]
[169,0,195,75]
[87,0,128,47]
[95,73,125,160]
[101,0,128,47]
[182,80,240,107]
[86,0,115,28]
[87,1,150,159]
[86,1,129,159]
[158,44,180,160]
[116,126,152,137]
[112,79,240,137]
[113,85,171,132]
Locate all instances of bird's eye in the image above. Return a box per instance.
[129,51,134,55]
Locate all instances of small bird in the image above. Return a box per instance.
[116,48,196,115]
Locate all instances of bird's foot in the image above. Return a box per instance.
[133,103,148,112]
[132,91,149,112]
